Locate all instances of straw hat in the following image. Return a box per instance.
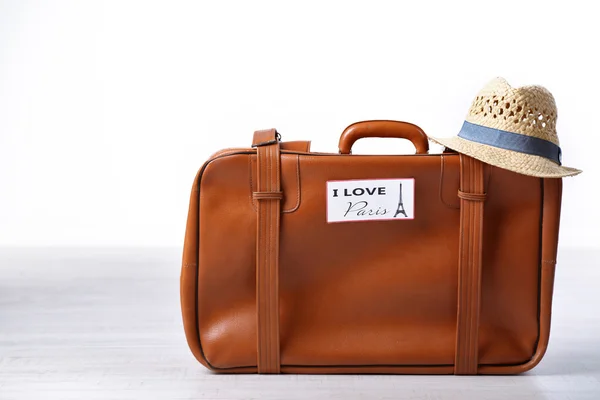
[430,78,581,178]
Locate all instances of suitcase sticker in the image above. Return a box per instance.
[326,178,415,223]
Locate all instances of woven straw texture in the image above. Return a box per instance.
[430,78,581,178]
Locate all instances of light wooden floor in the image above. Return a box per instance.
[0,247,599,400]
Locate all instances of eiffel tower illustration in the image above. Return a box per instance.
[394,183,408,218]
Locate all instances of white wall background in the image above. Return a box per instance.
[0,0,596,247]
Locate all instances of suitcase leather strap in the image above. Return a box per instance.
[252,129,282,374]
[455,154,486,375]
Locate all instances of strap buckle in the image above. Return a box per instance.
[252,132,282,148]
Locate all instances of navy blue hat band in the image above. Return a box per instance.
[458,121,562,165]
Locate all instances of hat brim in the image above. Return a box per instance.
[429,136,582,178]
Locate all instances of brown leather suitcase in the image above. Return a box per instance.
[180,120,562,375]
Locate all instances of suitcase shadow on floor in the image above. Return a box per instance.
[528,346,600,376]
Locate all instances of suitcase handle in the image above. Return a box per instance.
[338,120,429,154]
